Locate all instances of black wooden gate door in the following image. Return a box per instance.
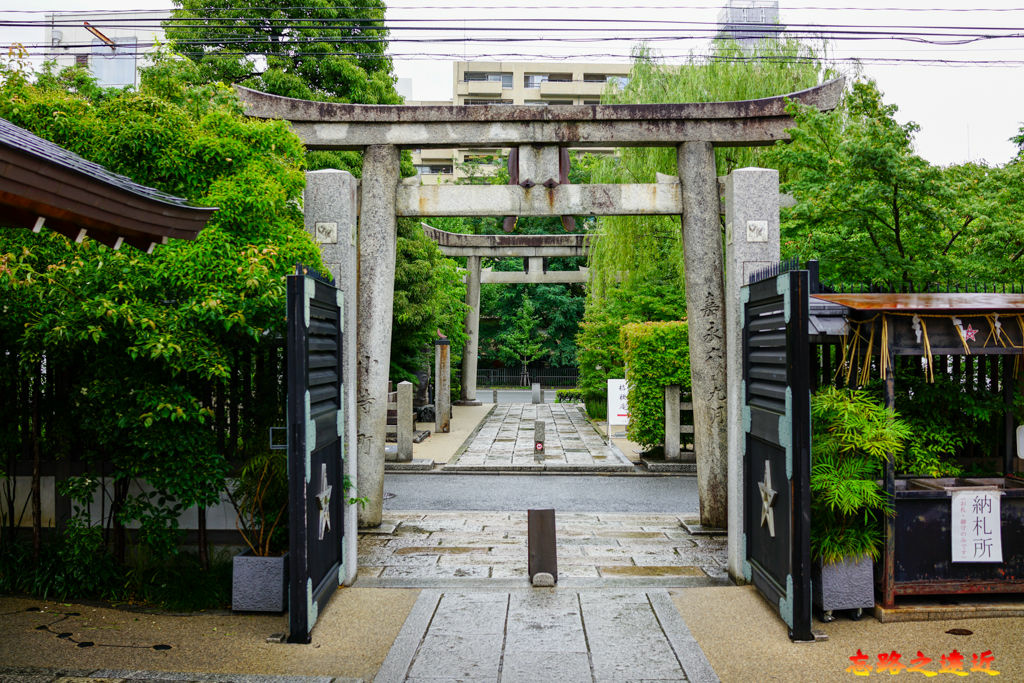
[741,269,813,641]
[286,268,344,644]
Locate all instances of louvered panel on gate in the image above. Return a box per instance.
[286,267,345,644]
[741,269,813,642]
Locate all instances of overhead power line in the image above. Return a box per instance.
[3,4,1024,12]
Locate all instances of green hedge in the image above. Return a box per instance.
[556,389,583,403]
[620,321,691,449]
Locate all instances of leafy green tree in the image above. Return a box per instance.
[771,79,1024,286]
[391,219,467,384]
[579,40,829,413]
[576,273,688,417]
[165,1,412,177]
[0,55,319,575]
[496,298,548,385]
[166,0,399,104]
[587,41,832,298]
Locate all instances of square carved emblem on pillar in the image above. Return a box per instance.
[746,220,768,243]
[315,222,338,244]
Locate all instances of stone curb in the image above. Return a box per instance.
[642,458,698,474]
[649,591,720,683]
[0,667,362,683]
[383,458,435,472]
[372,590,440,683]
[441,463,635,473]
[353,575,731,589]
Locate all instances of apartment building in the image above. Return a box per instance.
[44,11,168,88]
[411,61,632,182]
[716,0,783,47]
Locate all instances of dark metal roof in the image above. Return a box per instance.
[812,293,1024,313]
[808,296,850,337]
[0,117,216,251]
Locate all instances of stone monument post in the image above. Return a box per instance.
[303,169,359,583]
[678,141,728,530]
[724,167,781,582]
[356,145,399,528]
[397,380,414,462]
[435,338,451,433]
[664,384,681,461]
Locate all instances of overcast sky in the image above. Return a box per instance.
[2,1,1023,166]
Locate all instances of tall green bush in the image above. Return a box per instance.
[576,274,687,419]
[619,321,691,450]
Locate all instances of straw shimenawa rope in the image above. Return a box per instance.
[836,312,1024,385]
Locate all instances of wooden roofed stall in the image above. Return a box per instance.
[806,272,1024,609]
[0,117,215,252]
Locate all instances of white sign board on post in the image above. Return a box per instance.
[608,379,629,427]
[952,490,1003,563]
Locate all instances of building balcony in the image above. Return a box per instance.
[456,80,505,97]
[539,80,607,97]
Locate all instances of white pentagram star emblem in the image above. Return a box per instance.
[316,463,333,540]
[759,460,778,538]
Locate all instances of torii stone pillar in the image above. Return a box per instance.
[679,141,728,530]
[356,145,399,527]
[458,255,482,405]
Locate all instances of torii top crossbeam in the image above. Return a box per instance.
[235,79,843,150]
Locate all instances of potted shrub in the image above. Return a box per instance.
[227,450,366,613]
[228,450,289,613]
[809,386,912,621]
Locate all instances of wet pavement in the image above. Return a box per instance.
[444,404,633,472]
[374,589,717,683]
[356,511,728,588]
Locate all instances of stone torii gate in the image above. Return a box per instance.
[237,80,842,534]
[420,224,590,404]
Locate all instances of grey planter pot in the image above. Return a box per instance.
[813,555,874,620]
[232,551,288,613]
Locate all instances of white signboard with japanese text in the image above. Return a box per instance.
[608,379,629,427]
[952,490,1003,563]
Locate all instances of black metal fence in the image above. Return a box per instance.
[476,366,578,388]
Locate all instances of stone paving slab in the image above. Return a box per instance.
[374,589,718,683]
[357,511,727,588]
[444,404,633,472]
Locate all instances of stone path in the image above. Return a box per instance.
[444,404,633,472]
[357,512,728,588]
[374,589,718,683]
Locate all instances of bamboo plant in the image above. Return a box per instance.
[809,386,913,564]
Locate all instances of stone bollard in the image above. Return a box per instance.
[534,419,545,461]
[531,382,542,404]
[435,338,451,433]
[397,380,414,462]
[528,508,557,586]
[492,388,499,404]
[664,384,681,461]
